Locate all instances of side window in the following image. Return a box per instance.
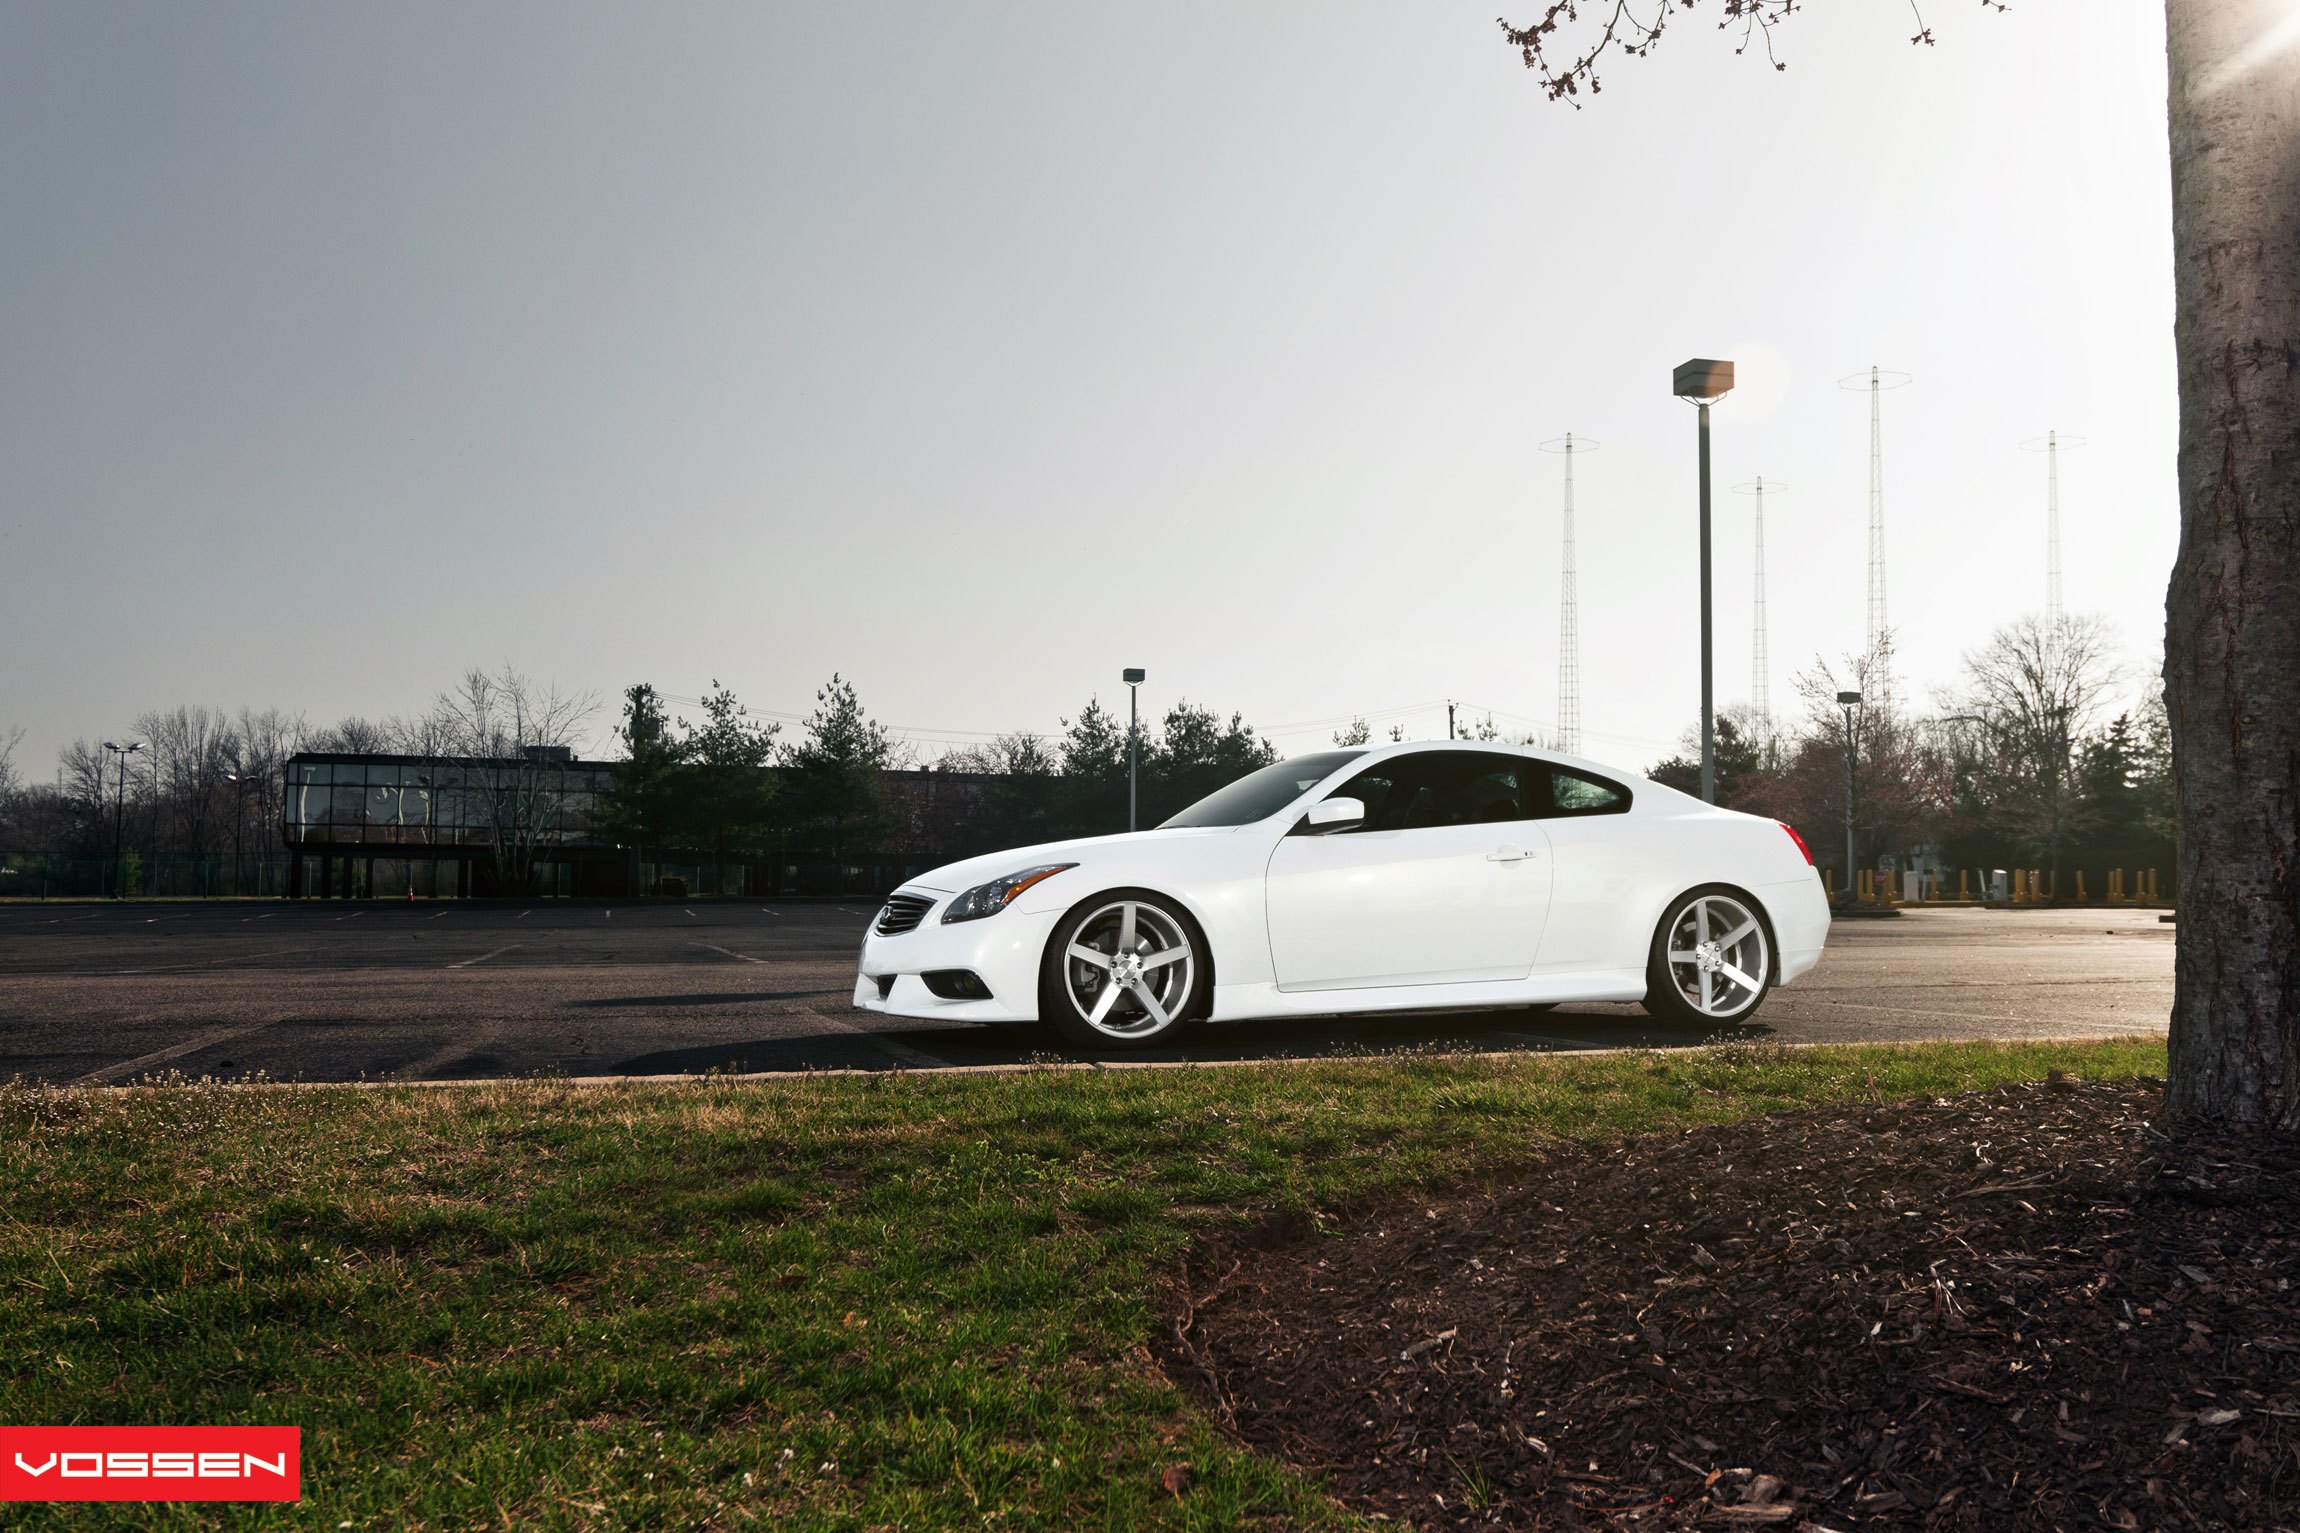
[1321,753,1526,831]
[1535,763,1631,817]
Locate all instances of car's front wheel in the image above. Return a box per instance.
[1641,886,1773,1027]
[1038,891,1207,1050]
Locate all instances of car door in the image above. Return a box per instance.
[1524,761,1645,972]
[1264,751,1553,990]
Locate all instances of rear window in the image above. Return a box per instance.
[1535,763,1632,817]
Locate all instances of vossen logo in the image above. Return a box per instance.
[1,1426,299,1502]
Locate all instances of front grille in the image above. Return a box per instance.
[875,893,935,936]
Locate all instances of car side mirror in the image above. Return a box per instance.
[1304,796,1366,833]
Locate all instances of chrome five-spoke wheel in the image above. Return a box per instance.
[1040,894,1203,1049]
[1643,888,1772,1026]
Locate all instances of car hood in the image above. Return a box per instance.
[899,825,1239,894]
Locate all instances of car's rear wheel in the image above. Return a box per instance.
[1640,886,1773,1027]
[1039,891,1206,1050]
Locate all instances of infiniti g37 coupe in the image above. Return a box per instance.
[853,740,1829,1049]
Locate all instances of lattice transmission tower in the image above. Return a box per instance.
[1732,477,1784,743]
[1839,366,1912,699]
[1539,433,1597,754]
[2021,430,2086,629]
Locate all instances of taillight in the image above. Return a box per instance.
[1779,822,1814,865]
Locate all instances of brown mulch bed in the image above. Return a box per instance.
[1167,1078,2300,1529]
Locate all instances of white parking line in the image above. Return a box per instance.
[1813,996,2159,1031]
[449,944,523,969]
[802,1006,947,1070]
[430,909,451,920]
[684,909,698,919]
[690,942,767,965]
[334,910,364,922]
[106,949,309,975]
[74,1023,273,1086]
[517,909,533,919]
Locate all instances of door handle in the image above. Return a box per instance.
[1486,843,1531,863]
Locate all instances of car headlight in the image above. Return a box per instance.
[940,863,1076,923]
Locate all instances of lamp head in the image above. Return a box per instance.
[1837,691,1863,706]
[1122,668,1146,685]
[1672,358,1735,403]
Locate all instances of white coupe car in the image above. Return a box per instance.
[853,740,1830,1049]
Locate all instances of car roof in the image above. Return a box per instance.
[1338,737,1644,783]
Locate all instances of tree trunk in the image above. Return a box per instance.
[2163,0,2300,1127]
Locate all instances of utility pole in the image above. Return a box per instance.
[2022,430,2086,634]
[1539,433,1599,754]
[1732,476,1784,758]
[1446,700,1456,740]
[1840,366,1912,702]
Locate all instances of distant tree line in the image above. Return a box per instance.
[1643,615,2175,895]
[0,663,1283,894]
[15,618,2156,903]
[594,680,1279,876]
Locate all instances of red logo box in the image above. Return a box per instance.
[1,1426,300,1502]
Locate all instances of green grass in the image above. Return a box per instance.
[0,1037,2166,1530]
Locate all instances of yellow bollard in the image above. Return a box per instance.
[1959,868,1970,901]
[2076,870,2087,902]
[1825,868,1835,899]
[2109,868,2122,902]
[2148,868,2160,903]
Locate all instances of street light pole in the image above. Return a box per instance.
[1837,691,1862,901]
[225,769,246,897]
[1123,668,1146,832]
[1698,401,1715,801]
[103,741,144,899]
[1673,359,1735,804]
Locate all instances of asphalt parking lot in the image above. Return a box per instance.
[0,900,2172,1085]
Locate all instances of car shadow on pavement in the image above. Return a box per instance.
[608,1008,1782,1077]
[571,992,828,1008]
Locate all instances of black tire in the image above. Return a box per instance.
[1639,884,1774,1028]
[1037,889,1209,1050]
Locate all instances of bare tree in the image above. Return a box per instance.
[1765,640,1950,883]
[421,665,598,894]
[1948,615,2122,888]
[304,716,396,754]
[134,705,236,870]
[1492,0,2300,1123]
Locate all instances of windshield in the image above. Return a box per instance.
[1158,751,1366,829]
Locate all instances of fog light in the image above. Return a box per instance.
[921,970,992,1001]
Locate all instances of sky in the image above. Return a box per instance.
[0,1,2177,780]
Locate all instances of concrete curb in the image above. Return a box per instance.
[55,1031,2170,1093]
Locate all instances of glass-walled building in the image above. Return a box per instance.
[282,748,614,898]
[278,748,999,899]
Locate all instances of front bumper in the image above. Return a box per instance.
[852,893,1060,1023]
